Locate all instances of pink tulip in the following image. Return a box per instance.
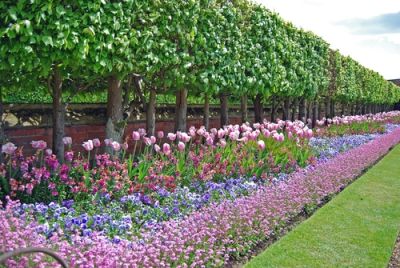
[288,132,293,139]
[197,128,205,136]
[62,137,72,145]
[150,136,157,144]
[189,127,196,137]
[257,140,266,150]
[180,133,191,143]
[162,143,171,155]
[143,137,152,146]
[154,144,161,153]
[93,138,101,148]
[45,149,53,156]
[167,133,176,141]
[219,139,227,148]
[253,123,261,129]
[1,142,17,155]
[138,128,146,137]
[206,137,214,146]
[122,142,128,150]
[157,131,164,139]
[104,138,113,146]
[263,129,271,138]
[82,140,94,151]
[229,131,240,141]
[132,131,140,141]
[111,141,121,151]
[31,140,47,150]
[177,141,185,152]
[217,129,225,139]
[307,129,313,138]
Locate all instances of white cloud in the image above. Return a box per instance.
[253,0,400,79]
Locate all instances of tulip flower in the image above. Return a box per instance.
[1,142,17,155]
[257,140,266,150]
[157,131,164,139]
[177,141,185,152]
[93,138,101,148]
[111,141,121,151]
[62,137,72,146]
[45,149,53,156]
[217,129,226,139]
[31,140,47,150]
[132,131,140,141]
[167,133,176,141]
[104,138,113,146]
[82,140,94,151]
[150,136,157,144]
[162,143,171,155]
[154,144,161,153]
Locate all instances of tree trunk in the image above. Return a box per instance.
[298,98,306,122]
[175,89,188,132]
[318,101,323,120]
[106,75,124,144]
[0,87,5,163]
[146,88,156,136]
[220,93,229,127]
[307,100,312,121]
[203,93,210,129]
[312,100,318,128]
[254,94,263,123]
[291,99,298,122]
[240,95,248,123]
[52,66,65,161]
[282,99,291,121]
[325,97,331,119]
[330,99,335,118]
[350,104,355,115]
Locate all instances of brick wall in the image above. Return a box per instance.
[5,116,244,154]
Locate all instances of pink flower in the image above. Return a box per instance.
[257,140,266,150]
[217,129,226,139]
[180,133,191,143]
[82,140,94,151]
[104,138,113,146]
[197,128,205,136]
[142,137,151,146]
[177,141,185,152]
[138,128,146,137]
[154,144,161,153]
[45,149,53,156]
[122,142,129,150]
[157,131,164,139]
[1,142,17,155]
[306,129,313,138]
[162,143,171,155]
[111,141,121,151]
[31,140,47,150]
[65,151,74,162]
[219,139,227,148]
[263,129,271,138]
[167,133,176,141]
[62,137,72,145]
[229,131,240,141]
[206,137,214,146]
[93,138,101,148]
[132,131,140,141]
[150,136,157,144]
[253,123,261,129]
[189,127,197,137]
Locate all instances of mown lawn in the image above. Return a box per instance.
[245,145,400,268]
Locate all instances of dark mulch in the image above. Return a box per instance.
[388,233,400,268]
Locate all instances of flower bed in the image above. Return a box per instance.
[1,124,400,267]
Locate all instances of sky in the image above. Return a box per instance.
[254,0,400,79]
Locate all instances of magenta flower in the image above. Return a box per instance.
[1,142,17,155]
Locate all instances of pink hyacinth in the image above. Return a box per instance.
[1,142,17,155]
[93,138,101,148]
[132,131,140,141]
[82,140,94,151]
[62,137,72,145]
[31,140,47,150]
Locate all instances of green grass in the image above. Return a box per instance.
[245,145,400,268]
